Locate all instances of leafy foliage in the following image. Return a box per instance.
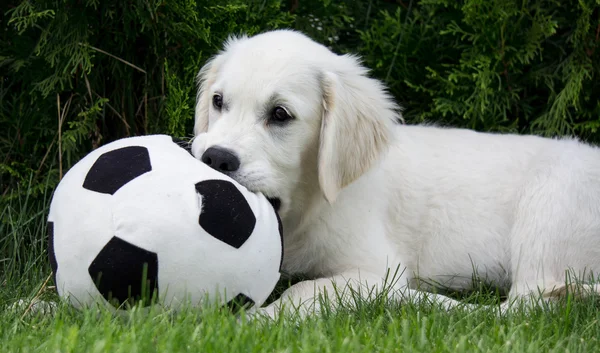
[0,0,293,208]
[357,0,600,139]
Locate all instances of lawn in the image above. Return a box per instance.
[3,289,600,352]
[2,192,600,353]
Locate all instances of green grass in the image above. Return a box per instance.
[2,188,600,352]
[2,291,600,352]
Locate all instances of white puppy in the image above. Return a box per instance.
[191,29,600,318]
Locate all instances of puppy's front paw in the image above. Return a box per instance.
[243,304,280,322]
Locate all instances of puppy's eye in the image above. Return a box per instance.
[270,106,293,124]
[212,94,223,110]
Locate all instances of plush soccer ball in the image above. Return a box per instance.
[47,134,283,312]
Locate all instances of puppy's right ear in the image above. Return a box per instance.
[193,54,225,135]
[194,35,248,135]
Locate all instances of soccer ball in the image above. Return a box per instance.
[47,134,283,312]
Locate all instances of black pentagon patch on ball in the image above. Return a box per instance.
[47,221,58,287]
[275,212,284,272]
[224,293,255,313]
[88,236,159,308]
[83,146,152,195]
[195,180,256,249]
[171,136,193,155]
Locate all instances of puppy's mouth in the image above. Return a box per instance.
[266,197,281,212]
[222,171,281,212]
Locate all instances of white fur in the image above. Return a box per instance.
[191,29,600,319]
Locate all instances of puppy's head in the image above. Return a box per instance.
[191,30,400,219]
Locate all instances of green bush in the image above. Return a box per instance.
[1,0,600,209]
[0,0,294,207]
[357,0,600,139]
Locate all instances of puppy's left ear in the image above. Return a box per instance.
[318,56,401,203]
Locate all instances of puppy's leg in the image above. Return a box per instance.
[505,157,600,313]
[394,287,479,311]
[541,282,600,300]
[253,269,474,320]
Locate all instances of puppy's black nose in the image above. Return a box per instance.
[201,147,240,173]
